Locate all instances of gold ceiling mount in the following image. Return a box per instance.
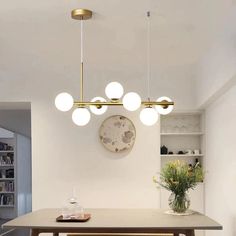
[71,9,93,20]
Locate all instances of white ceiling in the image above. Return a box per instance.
[0,0,233,89]
[0,102,30,110]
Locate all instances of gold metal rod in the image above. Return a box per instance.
[142,101,174,106]
[74,101,123,106]
[73,101,174,106]
[67,234,173,236]
[80,62,84,102]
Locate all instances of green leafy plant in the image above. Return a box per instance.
[153,160,204,213]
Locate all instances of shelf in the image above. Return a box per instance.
[0,150,14,153]
[161,154,204,157]
[161,132,204,136]
[0,178,14,181]
[0,165,14,168]
[0,205,14,208]
[0,192,14,194]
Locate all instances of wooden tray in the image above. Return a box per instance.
[56,214,91,222]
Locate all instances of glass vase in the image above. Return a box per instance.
[168,192,190,213]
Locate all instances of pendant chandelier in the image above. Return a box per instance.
[55,9,174,126]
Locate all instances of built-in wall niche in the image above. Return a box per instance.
[159,112,205,236]
[160,113,205,168]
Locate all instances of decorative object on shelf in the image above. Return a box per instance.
[185,149,193,155]
[194,158,201,168]
[153,160,204,214]
[178,151,184,155]
[0,181,14,192]
[193,149,200,155]
[5,169,14,178]
[54,9,174,126]
[168,151,173,155]
[160,145,168,155]
[0,142,13,151]
[0,154,14,165]
[99,115,136,153]
[0,194,14,206]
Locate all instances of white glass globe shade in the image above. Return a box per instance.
[89,97,108,115]
[140,107,159,126]
[122,92,141,111]
[155,96,174,115]
[105,82,124,100]
[55,92,73,112]
[72,108,91,126]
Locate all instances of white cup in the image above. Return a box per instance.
[194,150,200,155]
[186,150,192,155]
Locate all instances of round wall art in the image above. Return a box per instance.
[99,115,136,153]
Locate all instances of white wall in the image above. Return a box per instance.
[195,6,236,107]
[205,85,236,236]
[194,6,236,235]
[0,110,31,138]
[32,102,160,209]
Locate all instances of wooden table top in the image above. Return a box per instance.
[3,208,222,232]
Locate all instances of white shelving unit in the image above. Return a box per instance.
[0,127,32,219]
[0,128,17,219]
[160,112,205,167]
[160,112,205,236]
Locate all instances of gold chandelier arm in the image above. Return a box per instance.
[142,101,174,106]
[73,101,174,107]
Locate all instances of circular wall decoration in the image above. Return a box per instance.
[99,115,136,153]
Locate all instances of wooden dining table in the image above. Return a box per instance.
[3,208,222,236]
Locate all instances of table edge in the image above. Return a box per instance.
[2,225,223,231]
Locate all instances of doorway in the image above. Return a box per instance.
[0,102,31,235]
